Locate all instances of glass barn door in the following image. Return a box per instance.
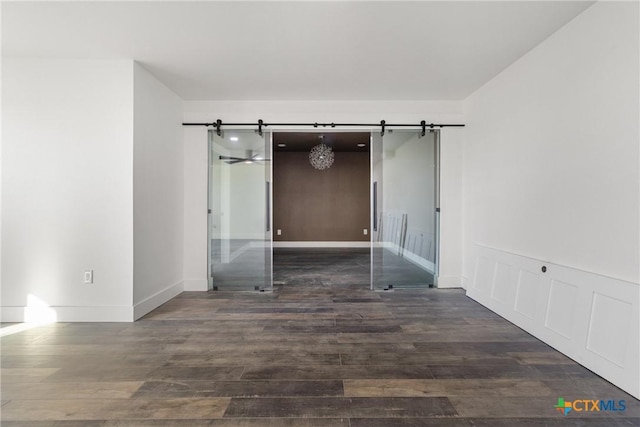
[208,129,272,291]
[371,130,439,289]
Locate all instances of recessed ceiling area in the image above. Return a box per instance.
[274,132,369,152]
[1,1,594,101]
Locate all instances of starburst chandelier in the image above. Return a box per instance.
[309,143,334,170]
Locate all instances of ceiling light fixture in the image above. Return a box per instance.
[309,143,334,170]
[230,136,239,141]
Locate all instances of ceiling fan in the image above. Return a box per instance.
[219,150,270,165]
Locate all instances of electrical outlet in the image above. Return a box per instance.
[277,229,282,236]
[363,229,368,235]
[84,270,93,284]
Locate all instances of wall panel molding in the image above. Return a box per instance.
[466,244,640,399]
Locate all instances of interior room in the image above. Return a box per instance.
[272,132,374,287]
[207,129,438,291]
[1,1,639,424]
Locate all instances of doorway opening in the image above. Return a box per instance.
[272,132,372,287]
[207,128,439,291]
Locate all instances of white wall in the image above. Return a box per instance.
[229,164,266,239]
[209,153,266,240]
[464,1,639,283]
[210,131,270,241]
[183,100,466,289]
[1,60,186,321]
[1,59,135,321]
[438,130,463,288]
[132,63,184,319]
[378,132,437,264]
[183,126,209,291]
[463,2,639,398]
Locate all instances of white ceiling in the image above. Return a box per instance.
[2,1,594,101]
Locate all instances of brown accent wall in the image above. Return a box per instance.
[273,151,370,241]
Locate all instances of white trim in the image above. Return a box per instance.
[0,306,134,323]
[0,308,25,323]
[133,280,184,320]
[460,275,470,290]
[466,244,640,399]
[183,279,208,291]
[403,248,436,273]
[474,243,638,285]
[223,234,268,240]
[383,242,436,274]
[436,275,463,288]
[273,241,371,248]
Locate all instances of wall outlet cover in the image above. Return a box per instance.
[84,270,93,284]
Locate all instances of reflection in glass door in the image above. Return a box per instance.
[371,130,439,289]
[208,129,272,291]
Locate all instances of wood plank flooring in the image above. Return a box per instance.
[273,248,434,288]
[2,282,639,426]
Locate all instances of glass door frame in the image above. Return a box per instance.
[206,125,441,291]
[207,128,273,292]
[370,128,441,290]
[434,129,441,286]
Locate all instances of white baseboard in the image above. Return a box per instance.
[466,243,640,399]
[383,242,435,274]
[1,307,30,323]
[460,275,470,290]
[436,275,463,288]
[183,279,208,291]
[0,305,134,323]
[274,241,371,248]
[403,249,436,273]
[1,281,185,323]
[133,280,184,320]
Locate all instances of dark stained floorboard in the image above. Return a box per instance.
[1,250,638,424]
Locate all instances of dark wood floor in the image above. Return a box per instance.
[2,283,639,425]
[211,247,435,291]
[274,248,434,288]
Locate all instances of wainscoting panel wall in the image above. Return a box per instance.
[466,244,640,399]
